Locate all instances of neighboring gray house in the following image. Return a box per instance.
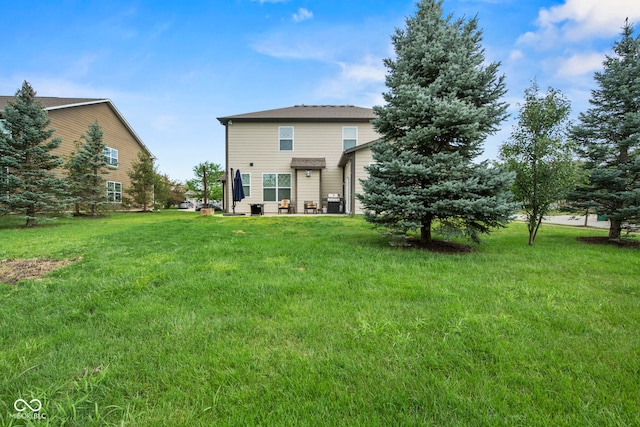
[217,105,380,215]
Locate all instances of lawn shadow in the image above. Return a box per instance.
[577,236,639,249]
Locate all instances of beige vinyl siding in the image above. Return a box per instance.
[47,102,146,192]
[343,160,352,214]
[353,147,374,214]
[295,169,321,213]
[227,121,379,214]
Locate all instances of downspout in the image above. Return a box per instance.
[341,164,345,212]
[319,169,323,208]
[350,153,356,215]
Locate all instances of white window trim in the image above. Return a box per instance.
[262,172,292,202]
[279,126,294,152]
[241,172,251,198]
[104,147,119,169]
[107,181,122,203]
[343,126,358,150]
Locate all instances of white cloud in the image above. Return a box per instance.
[337,58,386,84]
[519,0,640,47]
[251,26,351,61]
[555,51,605,78]
[508,49,524,62]
[292,7,313,23]
[252,35,329,60]
[315,55,386,106]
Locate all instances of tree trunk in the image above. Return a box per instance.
[25,206,36,227]
[609,219,622,239]
[421,216,433,243]
[583,208,589,227]
[528,215,543,246]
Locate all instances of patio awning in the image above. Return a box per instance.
[290,157,326,169]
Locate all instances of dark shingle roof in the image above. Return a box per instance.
[217,105,376,124]
[0,96,106,112]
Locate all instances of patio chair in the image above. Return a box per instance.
[304,201,317,214]
[278,199,291,214]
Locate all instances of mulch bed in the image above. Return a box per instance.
[404,237,475,254]
[0,258,78,284]
[577,236,640,249]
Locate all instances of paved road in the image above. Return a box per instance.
[516,214,609,229]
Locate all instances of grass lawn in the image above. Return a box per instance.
[0,211,638,426]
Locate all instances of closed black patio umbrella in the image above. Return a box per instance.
[232,169,245,214]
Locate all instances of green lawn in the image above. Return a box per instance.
[0,211,638,426]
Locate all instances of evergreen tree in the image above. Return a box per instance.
[500,81,578,245]
[126,151,155,211]
[570,20,640,239]
[358,0,515,244]
[0,81,70,226]
[66,121,109,216]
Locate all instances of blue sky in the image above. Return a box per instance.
[1,0,639,182]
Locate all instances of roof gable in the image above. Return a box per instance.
[338,138,381,167]
[0,96,153,158]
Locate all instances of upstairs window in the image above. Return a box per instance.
[279,126,294,151]
[343,126,357,150]
[104,147,118,168]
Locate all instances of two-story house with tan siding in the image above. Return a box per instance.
[217,105,380,215]
[0,96,153,204]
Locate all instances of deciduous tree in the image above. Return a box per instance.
[186,162,223,203]
[152,173,184,209]
[500,81,578,245]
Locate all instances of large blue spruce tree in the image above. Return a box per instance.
[570,21,640,239]
[0,81,71,226]
[358,0,515,244]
